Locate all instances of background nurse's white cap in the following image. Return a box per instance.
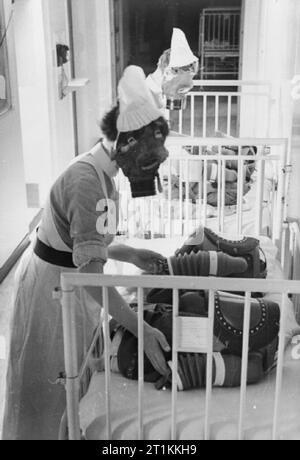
[169,28,198,68]
[117,65,162,132]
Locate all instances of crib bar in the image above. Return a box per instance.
[168,159,172,237]
[208,13,211,43]
[254,157,265,236]
[179,160,183,234]
[79,288,88,355]
[191,95,195,137]
[203,159,208,227]
[204,289,215,440]
[272,294,288,440]
[185,159,189,235]
[287,224,296,280]
[274,148,286,244]
[238,292,251,440]
[102,286,112,440]
[150,198,154,237]
[215,95,219,133]
[233,14,236,47]
[61,282,81,440]
[221,157,226,233]
[237,147,244,235]
[179,109,183,135]
[137,287,144,440]
[203,96,207,137]
[217,145,222,233]
[227,13,231,44]
[171,289,179,440]
[281,221,290,277]
[213,13,216,45]
[222,12,225,44]
[227,96,232,135]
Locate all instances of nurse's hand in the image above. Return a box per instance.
[132,248,166,274]
[144,325,171,376]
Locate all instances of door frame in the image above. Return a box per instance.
[110,0,125,103]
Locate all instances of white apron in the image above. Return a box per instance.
[2,145,118,440]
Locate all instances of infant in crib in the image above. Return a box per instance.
[163,145,256,207]
[109,226,280,391]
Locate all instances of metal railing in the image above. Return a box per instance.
[167,80,274,138]
[59,269,300,440]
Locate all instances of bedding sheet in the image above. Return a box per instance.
[79,344,300,440]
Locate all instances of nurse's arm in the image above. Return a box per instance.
[107,244,136,263]
[79,260,170,376]
[108,244,165,273]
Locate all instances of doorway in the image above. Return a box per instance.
[113,0,243,79]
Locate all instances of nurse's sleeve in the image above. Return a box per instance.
[65,169,113,268]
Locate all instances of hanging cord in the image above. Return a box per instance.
[0,8,14,50]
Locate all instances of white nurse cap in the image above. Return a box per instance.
[169,28,198,68]
[117,65,162,132]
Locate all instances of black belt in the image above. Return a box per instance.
[34,235,76,268]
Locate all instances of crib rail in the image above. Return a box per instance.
[199,8,241,52]
[59,271,300,441]
[199,8,241,80]
[167,80,274,137]
[116,137,289,252]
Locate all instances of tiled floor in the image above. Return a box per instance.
[0,264,18,438]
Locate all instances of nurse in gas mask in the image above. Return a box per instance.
[146,28,199,112]
[3,66,170,440]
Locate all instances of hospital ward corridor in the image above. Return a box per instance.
[1,0,300,443]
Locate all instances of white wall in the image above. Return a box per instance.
[71,0,114,152]
[14,0,53,204]
[240,0,300,138]
[289,9,300,221]
[41,0,75,178]
[241,0,300,220]
[0,0,28,266]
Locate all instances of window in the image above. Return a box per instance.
[0,0,11,115]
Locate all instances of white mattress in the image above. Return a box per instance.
[80,344,300,440]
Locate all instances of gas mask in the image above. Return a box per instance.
[148,28,199,111]
[115,117,169,198]
[162,60,199,110]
